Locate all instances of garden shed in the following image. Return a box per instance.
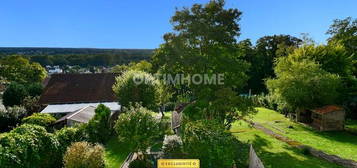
[311,105,345,131]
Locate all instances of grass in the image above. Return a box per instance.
[248,108,357,161]
[346,119,357,133]
[104,137,133,168]
[231,121,343,168]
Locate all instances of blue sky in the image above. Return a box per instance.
[0,0,356,49]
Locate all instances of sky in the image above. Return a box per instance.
[0,0,356,49]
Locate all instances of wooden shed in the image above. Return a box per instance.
[311,105,345,131]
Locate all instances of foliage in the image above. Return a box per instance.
[113,70,161,110]
[267,55,342,112]
[162,135,183,158]
[2,82,28,107]
[86,104,112,143]
[114,104,162,153]
[0,124,60,168]
[151,0,254,127]
[182,120,240,168]
[245,35,302,93]
[0,55,47,84]
[22,96,41,114]
[129,159,149,168]
[63,142,105,168]
[26,83,43,97]
[0,106,27,132]
[327,17,357,55]
[111,64,129,74]
[21,113,56,128]
[55,127,86,154]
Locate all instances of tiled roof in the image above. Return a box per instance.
[39,73,118,104]
[312,105,344,114]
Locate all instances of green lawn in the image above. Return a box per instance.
[231,121,343,168]
[346,119,357,133]
[249,108,357,161]
[104,137,133,168]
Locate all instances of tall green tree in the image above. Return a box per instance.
[86,104,112,143]
[151,0,254,128]
[266,47,342,114]
[113,70,161,111]
[247,35,302,93]
[0,55,47,84]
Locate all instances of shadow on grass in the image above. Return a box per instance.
[104,137,133,168]
[237,134,343,168]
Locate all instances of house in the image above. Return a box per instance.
[39,73,121,126]
[311,105,345,131]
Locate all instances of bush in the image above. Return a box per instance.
[162,135,183,158]
[113,70,161,110]
[85,104,112,143]
[0,124,60,168]
[22,113,56,128]
[2,82,28,107]
[26,83,43,97]
[129,159,149,168]
[63,142,105,168]
[182,120,241,168]
[0,106,27,132]
[22,96,42,114]
[115,104,162,153]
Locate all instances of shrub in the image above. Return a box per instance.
[0,106,27,132]
[129,159,149,168]
[2,82,28,107]
[182,120,240,168]
[162,135,183,158]
[85,104,112,143]
[115,104,162,153]
[113,70,161,110]
[63,142,105,168]
[22,96,42,114]
[22,113,56,128]
[26,83,43,97]
[56,127,86,150]
[0,124,60,168]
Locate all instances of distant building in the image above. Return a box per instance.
[39,73,120,126]
[47,65,63,74]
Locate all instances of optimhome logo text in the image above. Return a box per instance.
[132,73,225,85]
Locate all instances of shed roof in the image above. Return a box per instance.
[312,105,344,114]
[40,102,121,114]
[39,73,118,104]
[56,106,96,124]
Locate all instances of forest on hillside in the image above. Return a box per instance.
[0,47,153,67]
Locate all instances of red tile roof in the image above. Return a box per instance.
[39,73,118,104]
[312,105,344,114]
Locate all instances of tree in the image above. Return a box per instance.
[21,113,56,128]
[114,104,162,154]
[22,96,42,114]
[0,124,60,168]
[0,55,47,84]
[113,70,161,111]
[182,120,241,168]
[2,82,28,107]
[0,106,27,132]
[151,0,254,127]
[63,142,105,168]
[266,52,342,114]
[86,104,112,143]
[26,83,43,97]
[247,35,302,93]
